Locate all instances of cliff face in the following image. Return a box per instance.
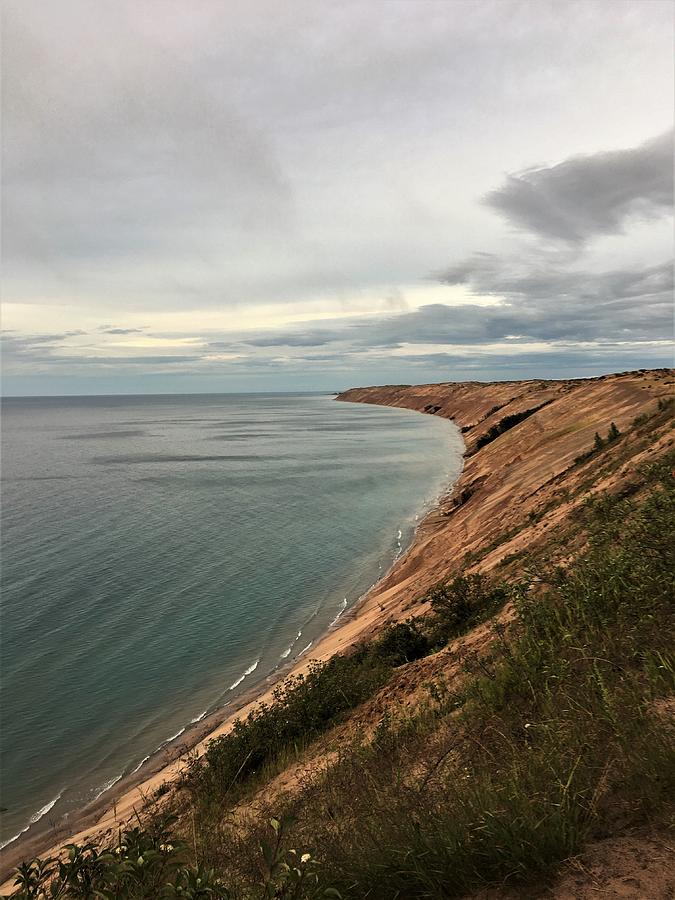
[337,370,674,625]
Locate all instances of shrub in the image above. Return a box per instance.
[8,821,231,899]
[576,422,623,464]
[425,574,509,648]
[370,620,430,667]
[187,616,443,805]
[607,421,621,441]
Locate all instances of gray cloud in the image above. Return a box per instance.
[222,258,673,351]
[99,327,145,335]
[1,332,201,371]
[241,331,339,348]
[2,2,673,393]
[4,0,673,316]
[484,131,673,243]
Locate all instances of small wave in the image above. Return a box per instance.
[330,598,348,626]
[130,754,151,776]
[229,658,259,690]
[0,791,64,850]
[29,792,63,823]
[158,727,186,749]
[92,775,122,802]
[280,628,305,660]
[190,709,208,724]
[299,642,313,656]
[92,453,269,465]
[58,430,146,441]
[0,824,29,851]
[394,526,404,559]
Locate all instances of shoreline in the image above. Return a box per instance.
[0,403,462,885]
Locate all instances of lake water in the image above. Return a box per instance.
[0,392,463,848]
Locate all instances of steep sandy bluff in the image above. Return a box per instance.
[337,369,674,624]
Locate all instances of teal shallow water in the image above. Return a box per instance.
[0,393,463,847]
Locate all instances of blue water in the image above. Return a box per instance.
[0,393,463,848]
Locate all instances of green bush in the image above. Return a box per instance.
[5,818,330,900]
[425,574,509,647]
[369,620,430,667]
[7,821,231,899]
[576,421,623,464]
[186,616,444,805]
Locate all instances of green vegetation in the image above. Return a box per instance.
[183,642,391,808]
[8,818,329,900]
[575,421,622,464]
[474,401,552,451]
[424,573,510,648]
[7,441,674,899]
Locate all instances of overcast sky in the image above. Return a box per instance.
[2,0,673,395]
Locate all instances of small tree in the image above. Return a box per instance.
[607,422,621,442]
[373,620,430,666]
[426,574,508,648]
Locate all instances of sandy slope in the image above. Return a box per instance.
[1,369,672,892]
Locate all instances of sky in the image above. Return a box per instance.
[2,0,673,395]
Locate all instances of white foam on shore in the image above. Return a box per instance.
[130,754,151,776]
[393,525,406,559]
[0,824,30,851]
[29,793,62,824]
[330,598,348,627]
[229,658,259,690]
[280,629,304,660]
[162,727,186,746]
[190,709,208,724]
[0,791,64,850]
[298,641,313,656]
[92,774,122,802]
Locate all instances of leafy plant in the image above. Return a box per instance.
[424,574,509,647]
